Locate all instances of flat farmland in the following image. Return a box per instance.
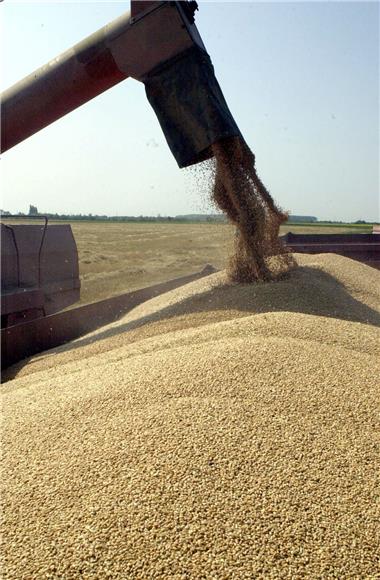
[69,221,369,305]
[72,222,234,305]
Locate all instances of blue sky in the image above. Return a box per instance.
[1,1,379,221]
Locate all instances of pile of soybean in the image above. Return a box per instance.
[2,254,380,579]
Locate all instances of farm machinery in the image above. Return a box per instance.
[1,216,80,329]
[1,0,238,369]
[1,1,379,370]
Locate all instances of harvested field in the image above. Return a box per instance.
[72,222,233,306]
[69,221,368,305]
[2,253,380,579]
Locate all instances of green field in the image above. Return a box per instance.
[285,222,373,231]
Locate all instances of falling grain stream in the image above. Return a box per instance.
[212,136,296,282]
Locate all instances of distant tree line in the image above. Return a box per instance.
[0,206,228,223]
[288,215,317,223]
[0,207,377,225]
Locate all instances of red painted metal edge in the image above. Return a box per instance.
[1,265,217,371]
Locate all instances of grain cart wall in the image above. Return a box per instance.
[1,217,80,328]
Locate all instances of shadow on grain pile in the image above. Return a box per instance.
[4,253,380,383]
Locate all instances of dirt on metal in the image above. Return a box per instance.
[211,136,296,282]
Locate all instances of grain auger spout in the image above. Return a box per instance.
[1,0,297,370]
[0,0,245,371]
[1,0,293,281]
[1,0,241,167]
